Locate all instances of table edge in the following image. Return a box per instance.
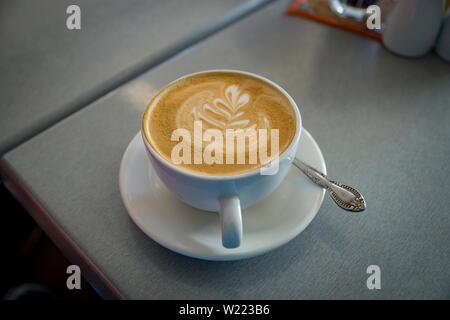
[0,158,125,300]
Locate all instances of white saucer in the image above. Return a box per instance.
[119,129,326,261]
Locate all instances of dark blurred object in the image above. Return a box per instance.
[3,283,53,300]
[0,183,100,300]
[344,0,375,6]
[0,182,36,295]
[382,0,445,57]
[329,0,377,21]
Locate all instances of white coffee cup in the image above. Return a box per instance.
[141,70,302,249]
[382,0,445,57]
[436,11,450,62]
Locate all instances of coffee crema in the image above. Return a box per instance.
[143,72,297,175]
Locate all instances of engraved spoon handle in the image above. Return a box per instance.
[293,157,366,212]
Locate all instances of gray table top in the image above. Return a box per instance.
[0,0,270,155]
[2,0,450,299]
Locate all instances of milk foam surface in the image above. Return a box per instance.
[143,72,296,175]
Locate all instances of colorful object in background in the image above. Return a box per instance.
[329,0,378,21]
[286,0,395,40]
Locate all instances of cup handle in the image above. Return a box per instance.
[219,195,243,248]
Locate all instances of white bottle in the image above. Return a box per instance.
[382,0,445,57]
[436,11,450,62]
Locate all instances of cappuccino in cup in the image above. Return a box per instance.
[142,71,296,175]
[141,70,302,248]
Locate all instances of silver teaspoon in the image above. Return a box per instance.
[293,157,366,212]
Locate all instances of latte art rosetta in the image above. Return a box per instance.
[143,72,297,175]
[175,83,270,133]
